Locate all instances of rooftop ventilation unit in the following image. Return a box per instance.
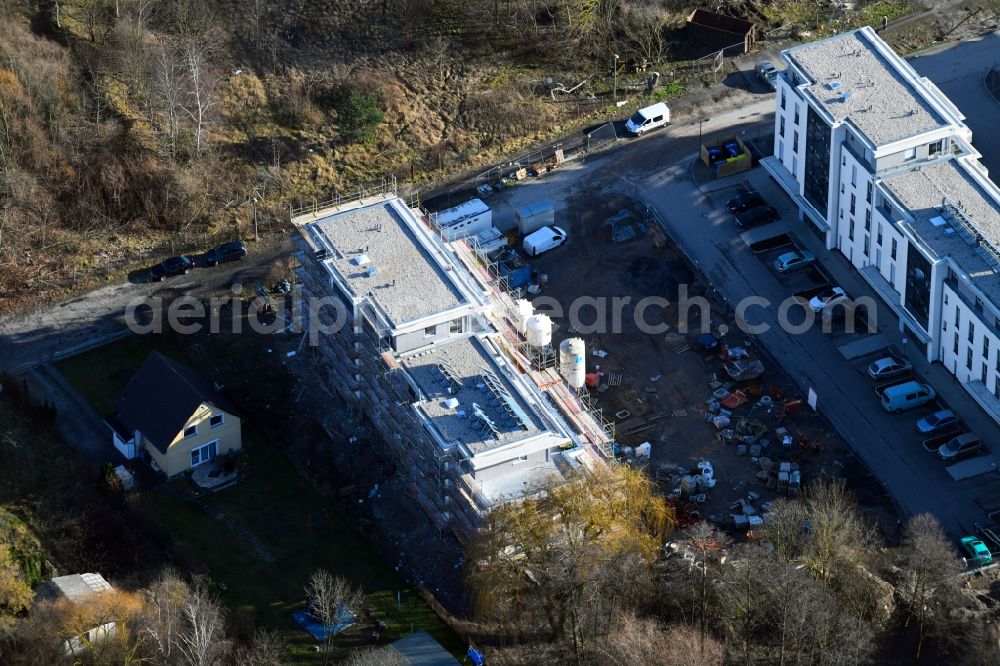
[352,253,371,266]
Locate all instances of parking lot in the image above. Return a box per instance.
[643,160,1000,538]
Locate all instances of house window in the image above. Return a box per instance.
[890,238,897,260]
[995,376,1000,396]
[424,325,436,338]
[889,263,896,288]
[512,455,529,465]
[183,425,197,439]
[450,319,463,334]
[865,210,871,232]
[953,332,959,354]
[780,116,785,137]
[794,105,799,124]
[875,247,881,267]
[929,140,942,157]
[969,322,975,343]
[967,348,973,370]
[955,308,961,328]
[848,220,855,241]
[190,440,218,468]
[904,147,916,161]
[850,193,856,215]
[793,131,799,152]
[851,164,858,187]
[877,224,883,246]
[866,181,873,204]
[982,363,988,384]
[780,89,786,110]
[864,235,870,257]
[210,414,224,429]
[975,296,984,313]
[984,337,990,360]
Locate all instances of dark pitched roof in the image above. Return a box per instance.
[111,352,240,455]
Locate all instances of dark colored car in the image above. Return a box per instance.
[916,409,962,435]
[937,433,986,462]
[727,191,765,214]
[735,205,779,228]
[205,240,248,266]
[150,255,193,281]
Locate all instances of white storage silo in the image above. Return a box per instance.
[559,337,586,389]
[525,314,553,348]
[514,299,534,334]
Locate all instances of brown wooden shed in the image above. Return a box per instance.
[686,8,756,55]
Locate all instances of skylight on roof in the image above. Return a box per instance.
[930,216,947,227]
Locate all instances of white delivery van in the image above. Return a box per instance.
[625,102,670,135]
[879,380,936,413]
[522,226,567,257]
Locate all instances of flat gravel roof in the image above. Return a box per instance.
[786,29,946,146]
[309,200,467,325]
[886,159,1000,301]
[402,336,545,454]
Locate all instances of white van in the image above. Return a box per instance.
[625,102,670,135]
[522,226,567,257]
[879,380,936,413]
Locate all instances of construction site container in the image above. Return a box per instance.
[515,199,555,236]
[434,198,492,241]
[560,337,586,388]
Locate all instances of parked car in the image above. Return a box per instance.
[808,286,848,312]
[937,433,985,462]
[754,61,778,87]
[726,191,765,214]
[735,205,779,228]
[916,409,961,435]
[522,226,567,256]
[867,355,913,380]
[773,250,816,273]
[205,240,248,266]
[879,380,936,413]
[150,255,193,281]
[625,102,670,135]
[960,535,993,567]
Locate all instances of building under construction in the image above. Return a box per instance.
[292,188,612,540]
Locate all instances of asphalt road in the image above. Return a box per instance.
[0,239,293,373]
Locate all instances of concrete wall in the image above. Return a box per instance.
[144,403,242,477]
[474,448,549,483]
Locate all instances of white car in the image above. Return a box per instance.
[808,287,848,312]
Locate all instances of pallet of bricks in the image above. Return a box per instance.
[756,457,801,497]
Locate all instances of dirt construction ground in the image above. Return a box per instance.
[488,173,900,538]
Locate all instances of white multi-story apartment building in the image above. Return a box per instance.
[292,191,607,540]
[763,26,1000,424]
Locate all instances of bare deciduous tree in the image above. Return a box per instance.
[176,584,229,666]
[897,513,963,660]
[305,569,364,665]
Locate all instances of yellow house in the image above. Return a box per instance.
[107,352,242,477]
